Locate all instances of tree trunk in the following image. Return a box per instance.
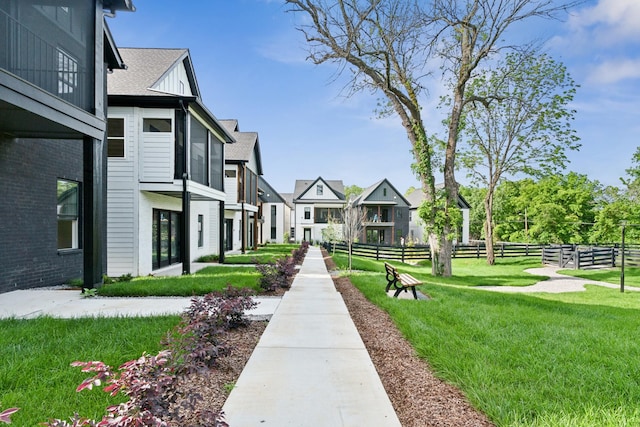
[484,191,495,265]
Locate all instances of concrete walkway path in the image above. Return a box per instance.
[0,289,281,319]
[222,245,401,427]
[479,265,640,293]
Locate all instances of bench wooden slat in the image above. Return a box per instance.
[383,262,421,299]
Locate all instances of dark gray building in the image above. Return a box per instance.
[0,0,135,292]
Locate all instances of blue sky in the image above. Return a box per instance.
[107,0,640,195]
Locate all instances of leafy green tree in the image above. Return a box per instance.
[288,0,580,276]
[495,174,599,244]
[457,52,580,263]
[344,184,364,201]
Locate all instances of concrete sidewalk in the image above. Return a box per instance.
[222,245,401,427]
[0,289,281,319]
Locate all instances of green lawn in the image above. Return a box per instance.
[558,266,640,288]
[99,265,260,296]
[223,244,299,264]
[338,254,640,426]
[0,316,179,426]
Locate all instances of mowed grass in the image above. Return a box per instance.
[224,244,299,264]
[331,252,547,287]
[337,253,640,426]
[0,316,179,426]
[99,266,260,296]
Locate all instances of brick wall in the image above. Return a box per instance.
[0,137,84,293]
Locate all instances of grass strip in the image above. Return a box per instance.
[99,266,260,296]
[0,316,178,426]
[342,255,640,426]
[224,244,300,264]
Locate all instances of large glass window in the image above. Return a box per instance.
[57,179,80,249]
[107,118,125,157]
[152,209,181,269]
[198,214,204,247]
[190,118,208,185]
[314,208,343,224]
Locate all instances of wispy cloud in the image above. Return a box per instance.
[568,0,640,46]
[586,58,640,84]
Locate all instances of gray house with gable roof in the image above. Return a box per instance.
[351,179,410,245]
[106,47,234,276]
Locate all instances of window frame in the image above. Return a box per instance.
[107,117,126,158]
[57,178,81,251]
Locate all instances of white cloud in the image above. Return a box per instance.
[569,0,640,46]
[586,58,640,84]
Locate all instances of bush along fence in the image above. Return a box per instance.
[325,241,640,270]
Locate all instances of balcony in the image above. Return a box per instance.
[0,3,92,111]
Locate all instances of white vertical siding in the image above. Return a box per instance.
[152,62,193,96]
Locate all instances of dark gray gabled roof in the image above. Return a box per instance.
[108,48,197,97]
[293,178,345,201]
[220,120,263,175]
[258,176,290,206]
[352,178,410,206]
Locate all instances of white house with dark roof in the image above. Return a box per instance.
[351,179,411,245]
[292,178,346,243]
[106,47,234,276]
[220,119,263,253]
[406,187,471,245]
[258,176,292,244]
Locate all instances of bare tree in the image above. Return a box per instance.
[287,0,582,276]
[342,200,367,271]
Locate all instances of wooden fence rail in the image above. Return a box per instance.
[326,241,640,269]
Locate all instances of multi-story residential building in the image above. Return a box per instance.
[258,176,291,245]
[106,47,234,276]
[292,178,345,243]
[220,120,263,253]
[351,179,411,245]
[0,0,135,292]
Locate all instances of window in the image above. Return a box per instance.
[383,188,387,197]
[271,206,277,240]
[198,215,204,247]
[57,48,78,96]
[225,170,236,178]
[190,118,208,185]
[210,136,224,191]
[107,118,125,157]
[304,207,311,220]
[317,184,323,196]
[57,179,80,249]
[143,118,172,133]
[152,209,181,269]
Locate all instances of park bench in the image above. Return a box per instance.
[384,262,421,299]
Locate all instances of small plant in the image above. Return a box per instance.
[0,405,19,424]
[44,289,255,427]
[223,382,235,394]
[81,288,97,298]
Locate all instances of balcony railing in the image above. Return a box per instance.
[1,7,91,110]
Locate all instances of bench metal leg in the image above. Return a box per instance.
[410,286,418,299]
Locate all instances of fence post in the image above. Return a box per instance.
[500,243,504,258]
[376,244,380,261]
[401,246,405,263]
[476,242,480,259]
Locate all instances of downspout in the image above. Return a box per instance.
[179,100,191,275]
